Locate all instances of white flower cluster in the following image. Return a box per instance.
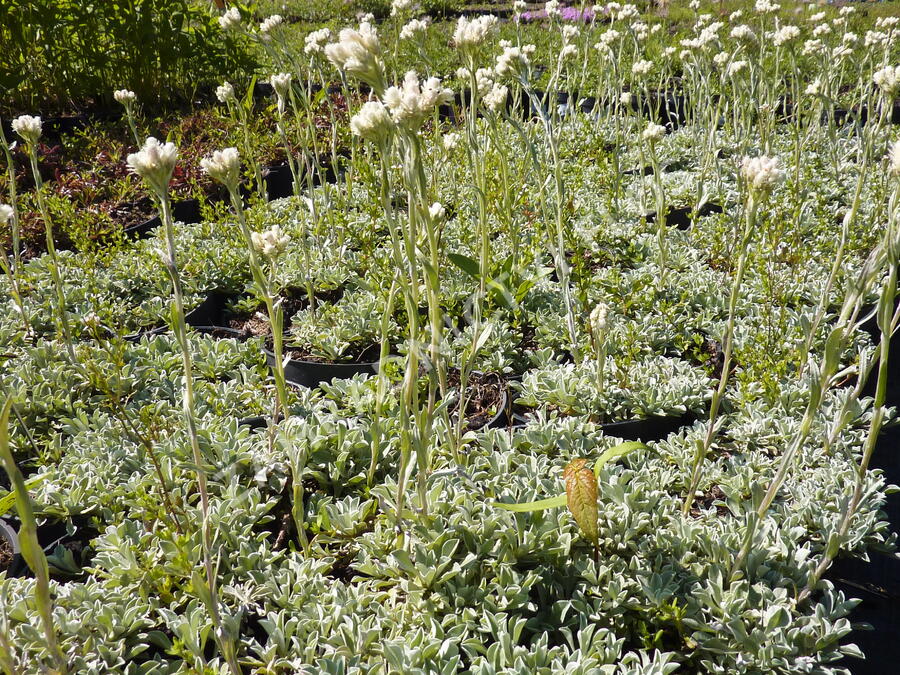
[730,25,756,42]
[127,137,178,194]
[442,132,460,151]
[726,60,747,77]
[771,25,801,47]
[874,65,900,98]
[259,14,283,39]
[495,44,536,79]
[454,15,499,50]
[596,28,621,50]
[546,0,561,19]
[200,147,241,189]
[740,155,785,197]
[113,89,136,106]
[350,101,395,146]
[890,140,900,178]
[383,71,453,130]
[483,82,509,113]
[218,7,241,31]
[642,122,666,144]
[631,59,653,77]
[270,73,292,113]
[0,204,13,225]
[251,225,291,259]
[304,28,331,55]
[400,19,430,41]
[216,81,236,103]
[754,0,779,13]
[325,23,385,92]
[589,303,609,336]
[12,115,42,144]
[391,0,417,16]
[513,1,527,17]
[616,4,639,22]
[428,202,446,222]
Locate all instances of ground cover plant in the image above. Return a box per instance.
[1,0,900,673]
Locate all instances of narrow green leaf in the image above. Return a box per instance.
[448,252,481,280]
[593,441,648,478]
[494,494,567,512]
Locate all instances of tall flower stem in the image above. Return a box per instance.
[682,196,757,517]
[24,145,75,361]
[157,192,241,675]
[0,122,22,273]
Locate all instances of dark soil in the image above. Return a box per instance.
[448,369,507,430]
[0,535,13,572]
[280,341,381,364]
[689,485,729,518]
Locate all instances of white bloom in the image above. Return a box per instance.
[259,14,283,38]
[325,23,385,92]
[619,91,632,106]
[443,132,460,151]
[805,78,823,97]
[560,44,578,60]
[740,155,784,196]
[216,82,236,103]
[304,28,332,55]
[597,29,621,47]
[631,59,653,77]
[754,0,779,14]
[874,65,900,97]
[218,7,241,31]
[114,89,136,106]
[251,225,290,258]
[589,303,609,335]
[772,25,801,47]
[400,18,429,40]
[546,0,561,19]
[727,60,747,77]
[562,25,580,42]
[391,0,417,16]
[832,44,852,59]
[876,17,899,30]
[454,15,498,49]
[617,4,638,21]
[495,44,535,79]
[513,0,527,16]
[12,115,41,144]
[866,30,888,48]
[270,72,292,103]
[812,24,831,38]
[428,202,446,221]
[713,51,729,67]
[802,39,822,56]
[688,0,700,9]
[127,137,178,194]
[642,122,666,143]
[730,25,756,42]
[663,47,676,58]
[383,71,453,129]
[729,10,743,21]
[201,147,241,188]
[0,204,13,225]
[483,82,508,112]
[350,101,395,145]
[889,140,900,178]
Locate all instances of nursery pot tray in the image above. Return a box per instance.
[124,199,203,239]
[511,409,696,442]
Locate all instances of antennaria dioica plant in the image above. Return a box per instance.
[127,137,240,675]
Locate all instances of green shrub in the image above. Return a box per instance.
[0,0,258,114]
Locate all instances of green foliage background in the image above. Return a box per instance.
[0,0,258,114]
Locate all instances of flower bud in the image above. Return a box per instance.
[200,147,241,190]
[12,115,42,145]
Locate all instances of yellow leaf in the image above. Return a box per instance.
[564,459,599,547]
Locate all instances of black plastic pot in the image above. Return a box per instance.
[511,409,696,442]
[645,201,724,230]
[124,291,233,342]
[265,348,380,389]
[0,518,24,577]
[238,413,284,431]
[124,199,203,239]
[263,163,295,200]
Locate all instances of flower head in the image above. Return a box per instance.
[0,204,13,225]
[305,28,332,55]
[12,115,42,145]
[443,132,460,151]
[454,15,499,50]
[391,0,417,16]
[127,137,178,195]
[350,101,395,146]
[270,72,292,113]
[495,44,535,80]
[259,14,283,39]
[874,65,900,98]
[114,89,136,106]
[400,18,430,41]
[589,303,609,335]
[740,155,784,197]
[216,81,236,103]
[642,122,666,144]
[383,71,453,130]
[483,82,509,113]
[200,147,241,190]
[890,140,900,179]
[251,225,291,259]
[325,22,385,93]
[218,7,242,31]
